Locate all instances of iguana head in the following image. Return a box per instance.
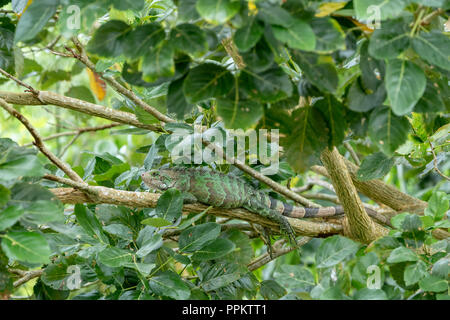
[141,169,177,191]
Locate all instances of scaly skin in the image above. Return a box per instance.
[141,167,348,244]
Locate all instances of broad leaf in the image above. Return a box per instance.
[14,0,59,43]
[87,20,130,57]
[272,19,316,51]
[412,31,450,71]
[316,235,360,268]
[368,106,410,155]
[183,63,233,103]
[357,152,396,181]
[179,222,221,253]
[385,59,426,116]
[1,231,51,264]
[233,17,264,52]
[196,0,240,25]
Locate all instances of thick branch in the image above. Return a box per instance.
[48,186,343,238]
[320,147,386,243]
[312,159,428,212]
[0,91,162,132]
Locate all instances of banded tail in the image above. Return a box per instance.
[268,197,381,221]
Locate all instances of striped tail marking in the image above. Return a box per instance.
[269,197,345,218]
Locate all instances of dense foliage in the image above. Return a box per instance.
[0,0,448,300]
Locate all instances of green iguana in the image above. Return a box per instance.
[141,166,366,244]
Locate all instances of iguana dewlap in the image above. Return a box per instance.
[141,167,347,242]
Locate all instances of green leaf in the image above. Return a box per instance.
[14,0,58,43]
[142,41,175,83]
[21,199,65,224]
[241,38,274,73]
[74,204,110,244]
[432,259,449,279]
[256,3,295,28]
[1,231,51,264]
[354,288,388,300]
[284,107,329,172]
[260,280,286,300]
[357,152,395,181]
[347,78,386,113]
[65,86,96,104]
[240,66,293,103]
[387,246,419,263]
[141,217,172,229]
[274,265,315,290]
[136,233,163,258]
[196,0,240,25]
[87,20,130,57]
[0,153,45,180]
[183,63,234,103]
[103,224,133,241]
[413,81,445,113]
[292,51,338,93]
[0,206,24,231]
[419,275,448,292]
[167,76,194,120]
[97,247,133,267]
[316,235,360,268]
[233,17,264,52]
[170,23,208,56]
[359,41,385,92]
[412,31,450,71]
[179,222,221,253]
[221,229,254,265]
[310,17,345,53]
[404,260,427,286]
[0,184,10,207]
[149,270,190,299]
[272,19,316,51]
[216,98,263,129]
[111,0,145,11]
[385,59,426,116]
[354,0,407,21]
[155,189,183,223]
[368,106,410,155]
[314,95,347,147]
[192,238,235,261]
[427,191,449,220]
[123,23,165,59]
[368,18,410,59]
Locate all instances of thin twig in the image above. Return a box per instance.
[344,141,361,166]
[428,139,450,181]
[12,270,44,288]
[0,67,44,102]
[248,237,311,271]
[0,98,84,183]
[22,123,122,147]
[67,38,175,124]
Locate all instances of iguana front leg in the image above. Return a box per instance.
[181,192,198,204]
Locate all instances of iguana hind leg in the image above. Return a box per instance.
[244,204,297,247]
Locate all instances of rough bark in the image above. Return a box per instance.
[49,187,343,237]
[320,147,388,243]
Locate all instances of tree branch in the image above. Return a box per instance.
[248,237,311,271]
[0,91,162,132]
[43,175,343,238]
[0,98,84,183]
[320,147,387,243]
